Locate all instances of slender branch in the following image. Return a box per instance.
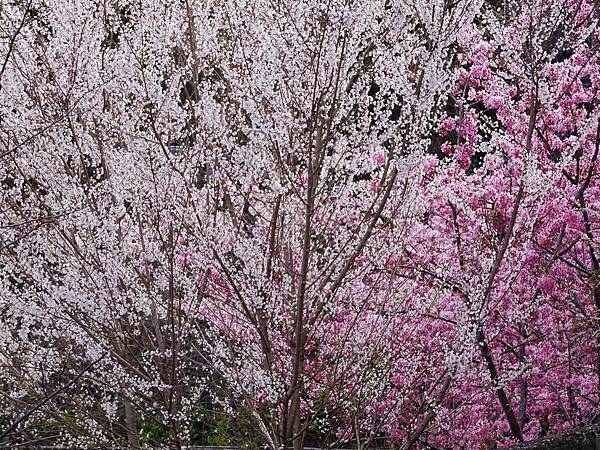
[0,352,107,442]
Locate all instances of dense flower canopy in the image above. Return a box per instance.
[0,0,599,448]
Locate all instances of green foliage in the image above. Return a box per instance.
[189,402,267,448]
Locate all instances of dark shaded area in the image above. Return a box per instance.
[503,424,600,450]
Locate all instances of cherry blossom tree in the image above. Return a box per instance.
[1,0,600,449]
[398,0,600,447]
[0,0,481,448]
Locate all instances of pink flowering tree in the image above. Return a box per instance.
[395,1,600,447]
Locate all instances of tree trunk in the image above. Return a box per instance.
[477,327,523,441]
[124,398,141,450]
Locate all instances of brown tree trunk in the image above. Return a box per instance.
[124,398,141,450]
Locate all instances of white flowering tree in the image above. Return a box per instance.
[0,0,481,448]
